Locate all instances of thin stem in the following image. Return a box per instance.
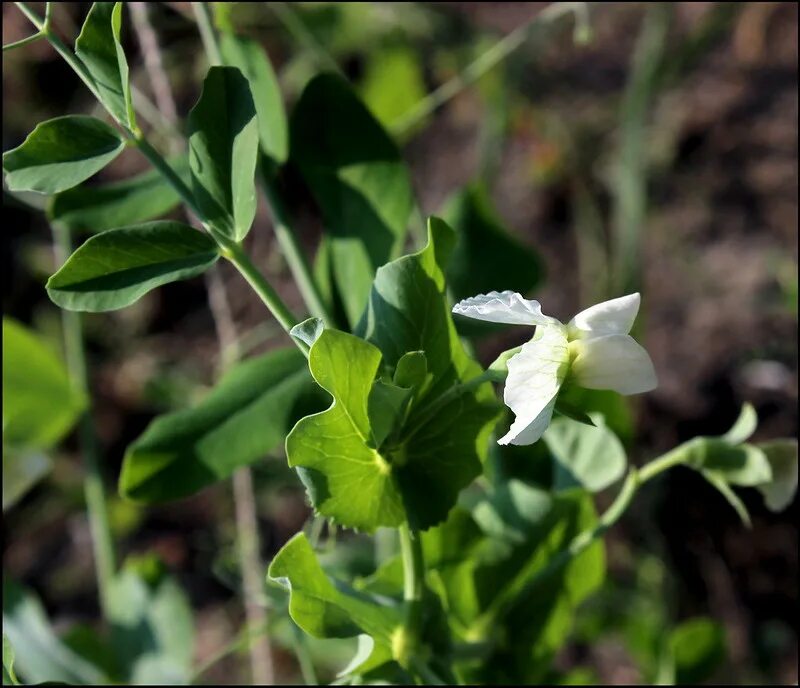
[232,467,275,685]
[261,170,332,324]
[397,524,426,674]
[133,135,200,212]
[3,31,44,52]
[391,2,585,135]
[223,240,303,345]
[269,2,342,76]
[52,223,116,619]
[290,621,318,685]
[192,2,222,66]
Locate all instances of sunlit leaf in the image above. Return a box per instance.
[755,439,798,512]
[668,617,726,684]
[46,221,219,312]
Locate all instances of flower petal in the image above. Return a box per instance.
[568,293,641,339]
[498,326,569,445]
[452,291,557,327]
[570,333,657,395]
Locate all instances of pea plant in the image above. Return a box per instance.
[2,2,797,686]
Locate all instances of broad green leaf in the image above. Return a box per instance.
[721,402,757,444]
[268,532,402,646]
[668,617,726,684]
[188,66,259,241]
[755,439,798,512]
[544,416,627,493]
[442,184,544,336]
[107,562,194,684]
[2,579,109,684]
[46,221,219,312]
[291,221,499,531]
[3,115,125,194]
[121,347,323,502]
[3,634,19,685]
[48,158,189,232]
[684,438,771,486]
[2,318,86,451]
[219,33,288,170]
[360,45,426,138]
[291,74,414,326]
[368,380,413,448]
[393,351,428,392]
[288,329,405,531]
[75,2,135,128]
[3,451,52,511]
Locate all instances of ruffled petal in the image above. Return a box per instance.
[570,333,657,395]
[452,291,558,327]
[568,293,640,340]
[498,326,569,445]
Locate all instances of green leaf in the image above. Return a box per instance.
[75,2,135,128]
[393,351,427,390]
[46,221,219,312]
[685,438,771,487]
[268,532,402,646]
[121,347,323,502]
[290,220,499,531]
[3,451,53,512]
[2,319,87,451]
[359,45,427,139]
[48,158,189,233]
[2,579,109,684]
[368,380,413,448]
[755,439,798,512]
[291,74,414,326]
[442,184,544,336]
[288,330,405,531]
[544,416,627,493]
[668,617,726,684]
[554,386,634,445]
[3,634,19,685]
[107,562,194,684]
[219,33,288,170]
[3,115,125,194]
[188,66,259,241]
[721,402,757,445]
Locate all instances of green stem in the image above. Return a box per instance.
[3,30,44,52]
[390,2,584,135]
[261,169,333,324]
[52,223,116,619]
[192,2,222,66]
[397,524,425,672]
[291,621,319,686]
[222,239,305,350]
[133,135,200,214]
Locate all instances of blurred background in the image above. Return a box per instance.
[2,2,798,684]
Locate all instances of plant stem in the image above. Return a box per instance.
[3,30,44,51]
[390,2,585,135]
[192,2,222,66]
[222,240,303,345]
[290,621,319,686]
[52,223,116,619]
[397,524,425,674]
[261,170,332,324]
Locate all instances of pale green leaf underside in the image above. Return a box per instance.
[3,115,125,194]
[46,221,219,312]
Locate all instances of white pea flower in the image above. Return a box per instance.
[453,291,657,446]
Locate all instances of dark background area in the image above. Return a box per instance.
[3,2,798,684]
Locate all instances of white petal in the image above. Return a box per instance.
[568,293,641,339]
[571,334,657,395]
[452,291,558,327]
[498,326,569,445]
